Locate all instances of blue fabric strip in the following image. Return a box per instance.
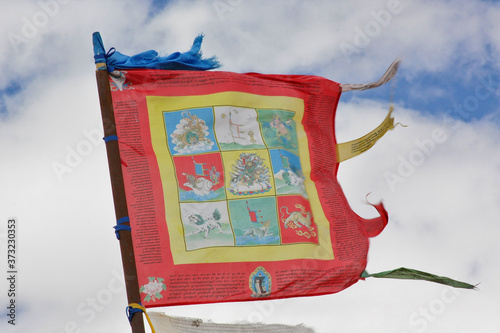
[117,217,130,224]
[103,135,118,143]
[126,304,143,323]
[93,32,106,63]
[114,217,131,239]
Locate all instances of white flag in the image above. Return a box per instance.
[148,312,316,333]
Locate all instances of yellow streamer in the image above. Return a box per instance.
[336,107,395,163]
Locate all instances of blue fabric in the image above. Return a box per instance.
[117,216,130,224]
[92,32,221,72]
[103,135,118,143]
[93,32,106,63]
[114,217,131,239]
[126,304,143,323]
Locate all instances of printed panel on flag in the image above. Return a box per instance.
[147,92,334,264]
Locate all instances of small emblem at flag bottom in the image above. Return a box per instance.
[249,266,272,297]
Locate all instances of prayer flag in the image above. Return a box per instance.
[108,68,394,307]
[95,34,474,333]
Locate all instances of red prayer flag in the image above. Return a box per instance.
[109,69,390,307]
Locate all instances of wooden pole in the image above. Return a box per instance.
[95,67,146,333]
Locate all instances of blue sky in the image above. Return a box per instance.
[1,1,499,332]
[0,81,22,117]
[344,67,500,122]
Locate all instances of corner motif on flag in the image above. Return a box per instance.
[170,110,215,155]
[280,203,317,239]
[109,71,134,91]
[249,266,272,297]
[140,277,167,302]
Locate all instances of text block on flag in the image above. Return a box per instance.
[109,69,387,307]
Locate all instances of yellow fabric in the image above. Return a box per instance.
[95,62,107,70]
[336,107,395,163]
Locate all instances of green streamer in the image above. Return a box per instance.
[361,267,477,289]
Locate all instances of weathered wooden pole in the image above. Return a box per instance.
[93,32,146,333]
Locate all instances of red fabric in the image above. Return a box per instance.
[109,69,388,307]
